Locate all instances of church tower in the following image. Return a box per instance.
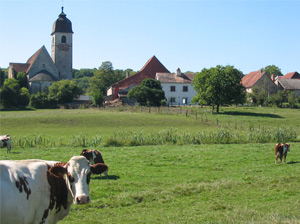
[51,7,73,80]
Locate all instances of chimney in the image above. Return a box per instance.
[176,68,181,76]
[271,74,275,82]
[126,71,130,78]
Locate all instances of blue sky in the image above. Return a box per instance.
[0,0,299,75]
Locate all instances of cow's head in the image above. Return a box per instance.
[283,143,290,152]
[49,156,108,204]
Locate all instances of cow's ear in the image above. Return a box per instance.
[91,163,108,175]
[80,149,88,155]
[50,166,67,177]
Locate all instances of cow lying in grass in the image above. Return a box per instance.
[0,156,108,224]
[80,149,108,176]
[275,143,290,164]
[0,135,11,153]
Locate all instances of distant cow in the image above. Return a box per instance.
[0,156,108,224]
[80,149,108,176]
[0,135,11,153]
[275,143,290,164]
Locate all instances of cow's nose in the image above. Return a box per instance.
[76,196,90,204]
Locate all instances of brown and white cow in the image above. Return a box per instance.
[0,135,12,153]
[275,143,291,164]
[80,149,108,176]
[0,156,108,224]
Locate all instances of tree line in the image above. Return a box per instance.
[0,63,299,111]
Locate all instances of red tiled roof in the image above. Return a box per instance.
[9,63,30,73]
[278,72,300,79]
[111,55,170,89]
[241,70,265,88]
[26,46,45,73]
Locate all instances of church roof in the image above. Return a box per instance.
[29,70,58,82]
[51,7,73,34]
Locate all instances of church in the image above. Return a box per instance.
[8,7,73,94]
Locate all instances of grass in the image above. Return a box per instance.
[1,144,300,223]
[1,106,300,223]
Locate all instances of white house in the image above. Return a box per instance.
[156,68,197,106]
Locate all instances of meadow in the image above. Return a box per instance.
[0,106,300,223]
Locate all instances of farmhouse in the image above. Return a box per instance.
[242,69,277,96]
[106,55,170,101]
[276,79,300,96]
[8,7,73,93]
[156,68,196,106]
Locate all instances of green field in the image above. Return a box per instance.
[0,107,300,223]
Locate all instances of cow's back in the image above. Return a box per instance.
[0,160,67,224]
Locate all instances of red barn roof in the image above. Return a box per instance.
[111,55,170,89]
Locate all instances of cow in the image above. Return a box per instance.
[0,135,12,153]
[0,156,108,224]
[275,143,291,164]
[80,149,108,176]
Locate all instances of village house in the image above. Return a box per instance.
[275,72,300,96]
[241,69,277,96]
[156,68,196,106]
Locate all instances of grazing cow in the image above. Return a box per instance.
[275,143,291,164]
[0,135,12,153]
[0,156,108,224]
[80,149,108,176]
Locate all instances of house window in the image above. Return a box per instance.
[183,98,188,105]
[61,36,66,43]
[170,97,176,103]
[183,86,188,92]
[170,86,176,92]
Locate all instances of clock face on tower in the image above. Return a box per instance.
[58,44,70,51]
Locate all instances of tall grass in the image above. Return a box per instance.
[11,126,297,148]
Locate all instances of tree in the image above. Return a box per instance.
[249,87,267,106]
[128,78,165,106]
[192,65,246,113]
[49,80,82,105]
[262,65,283,78]
[287,91,298,108]
[16,72,28,88]
[0,78,30,108]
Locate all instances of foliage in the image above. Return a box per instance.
[49,80,82,105]
[192,65,246,113]
[30,92,58,109]
[0,78,29,108]
[73,77,91,94]
[16,72,28,88]
[73,68,96,79]
[262,65,283,78]
[89,61,125,101]
[128,78,165,106]
[0,69,5,86]
[92,91,104,106]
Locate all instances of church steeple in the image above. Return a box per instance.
[51,7,73,80]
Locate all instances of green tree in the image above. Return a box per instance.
[92,91,105,106]
[49,80,82,105]
[287,91,298,108]
[18,87,30,107]
[192,65,246,113]
[128,78,165,106]
[248,87,267,106]
[16,72,28,88]
[0,70,5,86]
[262,65,283,78]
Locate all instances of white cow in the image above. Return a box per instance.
[0,156,108,224]
[0,135,12,153]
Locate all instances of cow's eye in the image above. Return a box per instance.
[68,173,75,183]
[87,173,91,184]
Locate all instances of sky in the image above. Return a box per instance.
[0,0,299,75]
